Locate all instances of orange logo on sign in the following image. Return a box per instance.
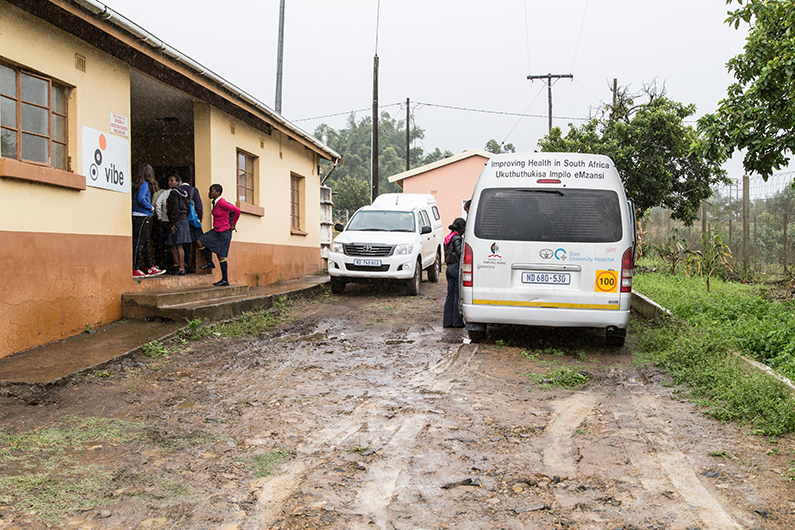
[595,270,618,293]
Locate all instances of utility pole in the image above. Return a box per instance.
[371,54,379,202]
[274,0,285,114]
[406,97,410,171]
[527,73,573,131]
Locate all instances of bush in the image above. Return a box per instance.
[634,272,795,436]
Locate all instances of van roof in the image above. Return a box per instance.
[481,152,621,190]
[372,193,436,208]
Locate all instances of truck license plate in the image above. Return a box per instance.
[354,259,381,267]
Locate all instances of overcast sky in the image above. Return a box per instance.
[98,0,772,189]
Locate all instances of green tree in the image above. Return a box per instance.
[538,84,728,225]
[314,111,453,216]
[330,175,369,221]
[485,139,516,153]
[698,0,795,179]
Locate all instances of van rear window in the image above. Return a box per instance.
[474,188,622,243]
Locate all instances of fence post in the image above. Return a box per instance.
[743,174,750,272]
[785,199,790,274]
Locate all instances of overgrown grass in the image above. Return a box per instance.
[249,449,293,478]
[0,416,144,457]
[211,297,292,337]
[0,416,213,522]
[633,272,795,436]
[526,365,590,389]
[142,340,170,358]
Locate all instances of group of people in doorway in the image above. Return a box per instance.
[131,163,241,287]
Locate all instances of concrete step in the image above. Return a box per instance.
[155,291,279,322]
[122,283,249,319]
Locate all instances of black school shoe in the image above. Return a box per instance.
[213,279,229,286]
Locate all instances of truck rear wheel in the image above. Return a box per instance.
[427,249,441,283]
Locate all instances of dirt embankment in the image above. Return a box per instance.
[1,279,793,529]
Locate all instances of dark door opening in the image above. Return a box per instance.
[130,70,198,273]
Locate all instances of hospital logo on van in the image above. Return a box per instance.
[488,243,502,258]
[554,248,567,261]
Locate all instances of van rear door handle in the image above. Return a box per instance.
[511,263,582,272]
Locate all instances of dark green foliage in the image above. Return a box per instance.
[698,0,795,179]
[539,84,728,225]
[634,272,795,436]
[314,111,453,220]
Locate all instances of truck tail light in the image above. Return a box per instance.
[462,243,473,287]
[621,247,633,293]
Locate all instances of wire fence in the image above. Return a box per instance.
[642,171,795,277]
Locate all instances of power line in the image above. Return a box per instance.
[569,0,589,73]
[292,101,593,124]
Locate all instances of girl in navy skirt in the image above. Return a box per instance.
[197,184,241,286]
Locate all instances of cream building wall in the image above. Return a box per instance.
[0,0,333,358]
[1,1,132,237]
[1,1,136,358]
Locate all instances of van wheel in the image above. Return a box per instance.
[468,328,487,343]
[406,259,422,296]
[427,249,441,283]
[330,276,346,294]
[606,327,626,347]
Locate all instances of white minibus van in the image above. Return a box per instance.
[460,153,636,346]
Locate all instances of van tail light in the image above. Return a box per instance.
[462,243,473,287]
[620,247,633,293]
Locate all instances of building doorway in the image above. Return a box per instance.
[129,70,199,273]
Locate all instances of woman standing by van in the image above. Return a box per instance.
[443,217,466,328]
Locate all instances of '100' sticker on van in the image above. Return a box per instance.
[595,270,619,293]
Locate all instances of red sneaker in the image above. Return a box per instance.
[133,269,146,278]
[146,266,166,277]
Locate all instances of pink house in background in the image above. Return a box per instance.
[388,149,492,233]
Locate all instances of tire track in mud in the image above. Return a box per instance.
[249,342,475,529]
[349,415,430,530]
[614,391,745,530]
[540,393,597,478]
[525,371,745,529]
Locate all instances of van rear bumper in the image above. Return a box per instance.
[461,303,630,330]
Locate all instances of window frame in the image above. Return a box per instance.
[0,62,68,171]
[236,149,256,205]
[290,173,306,235]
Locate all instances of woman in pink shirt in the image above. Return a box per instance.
[197,184,241,286]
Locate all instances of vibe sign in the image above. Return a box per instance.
[82,126,129,193]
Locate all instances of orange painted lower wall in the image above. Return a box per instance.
[1,230,323,359]
[0,231,131,360]
[232,239,322,287]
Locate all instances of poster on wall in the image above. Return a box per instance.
[82,126,129,193]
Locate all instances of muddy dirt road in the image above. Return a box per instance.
[1,278,794,529]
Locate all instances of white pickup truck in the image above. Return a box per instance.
[328,193,444,295]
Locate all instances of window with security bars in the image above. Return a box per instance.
[0,63,68,170]
[237,150,255,204]
[291,174,303,231]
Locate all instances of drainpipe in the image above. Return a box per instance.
[69,0,340,161]
[320,157,342,186]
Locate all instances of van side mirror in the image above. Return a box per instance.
[334,222,345,232]
[421,225,432,234]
